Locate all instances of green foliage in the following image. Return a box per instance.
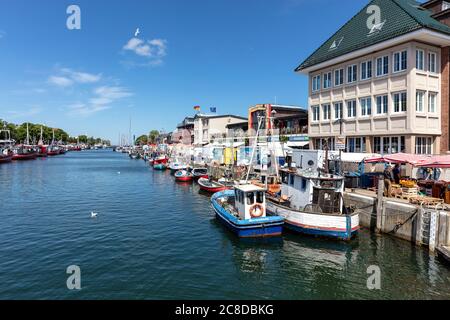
[0,119,109,145]
[148,130,160,144]
[136,135,148,145]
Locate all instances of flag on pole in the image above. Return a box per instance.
[210,107,217,113]
[194,106,201,111]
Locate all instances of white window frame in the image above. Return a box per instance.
[416,90,425,113]
[334,102,343,120]
[415,137,433,155]
[361,60,372,80]
[428,52,437,73]
[346,100,356,119]
[393,91,407,113]
[428,92,437,113]
[360,97,372,117]
[393,50,407,73]
[376,55,389,77]
[323,72,332,89]
[312,75,321,92]
[416,49,425,71]
[322,104,331,121]
[376,95,388,115]
[334,68,344,87]
[311,105,320,122]
[347,64,357,83]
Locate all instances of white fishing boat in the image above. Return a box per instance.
[266,150,359,240]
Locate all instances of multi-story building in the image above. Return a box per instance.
[193,114,248,146]
[172,116,195,145]
[248,104,309,148]
[295,0,450,154]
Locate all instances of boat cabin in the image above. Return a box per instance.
[234,184,266,220]
[279,169,344,215]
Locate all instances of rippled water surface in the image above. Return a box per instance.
[0,150,449,299]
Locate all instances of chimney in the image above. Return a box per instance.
[422,0,450,26]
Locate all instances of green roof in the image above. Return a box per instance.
[295,0,450,72]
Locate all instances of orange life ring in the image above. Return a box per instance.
[250,204,264,218]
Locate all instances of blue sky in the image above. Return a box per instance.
[0,0,368,143]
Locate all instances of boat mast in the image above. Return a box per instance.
[26,123,30,145]
[245,115,264,183]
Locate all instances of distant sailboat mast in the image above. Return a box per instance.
[26,123,30,145]
[38,126,44,146]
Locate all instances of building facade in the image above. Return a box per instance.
[248,104,309,148]
[193,114,248,146]
[296,0,450,155]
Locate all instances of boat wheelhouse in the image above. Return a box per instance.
[266,166,359,240]
[211,184,284,238]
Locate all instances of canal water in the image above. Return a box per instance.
[0,150,449,300]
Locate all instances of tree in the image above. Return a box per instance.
[148,130,160,144]
[136,135,148,145]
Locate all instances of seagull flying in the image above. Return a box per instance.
[134,28,140,37]
[91,211,98,218]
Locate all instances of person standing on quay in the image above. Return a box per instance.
[384,165,394,198]
[393,164,401,185]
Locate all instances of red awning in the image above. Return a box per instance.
[416,155,450,168]
[364,153,431,166]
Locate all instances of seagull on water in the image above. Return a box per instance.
[134,28,140,37]
[91,211,98,218]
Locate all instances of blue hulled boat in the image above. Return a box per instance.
[211,185,284,238]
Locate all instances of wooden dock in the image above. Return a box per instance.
[436,246,450,264]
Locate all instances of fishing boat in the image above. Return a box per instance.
[211,184,284,238]
[47,145,60,156]
[129,152,140,160]
[36,126,48,157]
[192,168,209,180]
[153,163,167,170]
[12,145,37,160]
[266,150,359,240]
[36,145,48,157]
[169,160,188,174]
[0,148,13,163]
[0,127,13,163]
[59,147,67,155]
[198,178,229,193]
[174,170,193,182]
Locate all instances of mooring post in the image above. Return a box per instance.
[376,175,384,233]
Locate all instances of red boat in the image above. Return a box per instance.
[36,145,48,157]
[47,145,60,156]
[0,149,13,163]
[12,145,37,160]
[175,170,194,182]
[153,156,168,166]
[198,178,229,193]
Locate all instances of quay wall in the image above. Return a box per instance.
[344,192,450,248]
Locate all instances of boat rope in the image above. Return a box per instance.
[388,209,419,234]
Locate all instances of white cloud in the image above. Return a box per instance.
[49,68,101,87]
[122,37,167,66]
[6,107,42,119]
[48,76,73,87]
[62,68,102,83]
[68,86,133,116]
